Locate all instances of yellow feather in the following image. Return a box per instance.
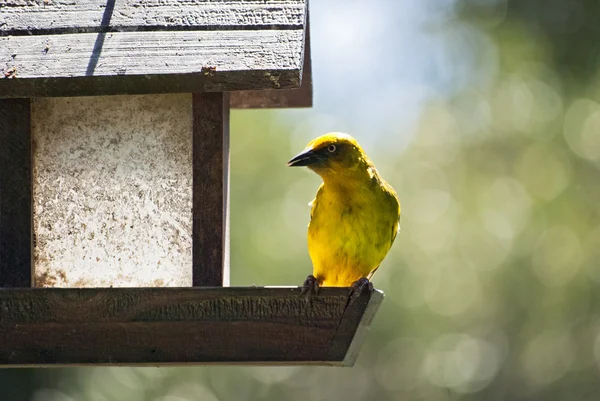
[290,132,401,287]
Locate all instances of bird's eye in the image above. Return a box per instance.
[327,144,336,153]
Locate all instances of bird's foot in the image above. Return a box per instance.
[301,275,320,296]
[349,278,374,300]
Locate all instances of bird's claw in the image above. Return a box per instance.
[349,277,374,300]
[301,275,320,296]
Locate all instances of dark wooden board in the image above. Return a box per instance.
[192,92,230,287]
[0,287,384,366]
[230,14,312,109]
[0,99,32,287]
[0,0,307,98]
[0,0,305,34]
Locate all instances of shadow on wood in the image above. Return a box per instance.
[0,99,32,287]
[0,287,383,366]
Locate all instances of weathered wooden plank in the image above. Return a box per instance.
[0,30,303,94]
[0,0,308,97]
[1,0,305,35]
[0,287,383,366]
[230,14,312,109]
[0,98,32,288]
[192,92,230,287]
[0,30,305,97]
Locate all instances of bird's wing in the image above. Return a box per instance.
[368,199,400,281]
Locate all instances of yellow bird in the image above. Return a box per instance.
[288,132,401,296]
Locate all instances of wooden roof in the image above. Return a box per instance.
[0,0,309,99]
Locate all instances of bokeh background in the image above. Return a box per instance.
[5,0,600,399]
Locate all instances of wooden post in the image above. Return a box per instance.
[0,99,32,287]
[192,92,230,287]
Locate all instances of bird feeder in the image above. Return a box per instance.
[0,0,383,367]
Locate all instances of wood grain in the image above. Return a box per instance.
[0,0,307,97]
[230,13,312,109]
[0,99,32,288]
[1,0,305,34]
[0,30,304,97]
[192,92,230,287]
[0,287,383,366]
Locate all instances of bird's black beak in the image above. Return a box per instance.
[287,149,320,167]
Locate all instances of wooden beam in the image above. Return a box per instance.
[192,93,230,287]
[0,99,32,288]
[0,287,384,366]
[0,0,307,98]
[0,0,305,34]
[230,13,312,109]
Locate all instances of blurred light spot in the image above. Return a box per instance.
[400,161,452,224]
[249,367,300,385]
[522,328,575,386]
[414,103,462,165]
[283,367,322,389]
[249,199,302,262]
[459,220,511,271]
[564,99,600,161]
[132,367,167,380]
[109,367,144,391]
[154,397,190,401]
[411,214,458,253]
[79,392,109,401]
[395,270,427,309]
[80,368,145,401]
[495,78,533,132]
[450,90,492,137]
[482,210,514,241]
[433,25,499,93]
[592,331,600,371]
[400,162,450,194]
[291,366,370,401]
[163,384,218,401]
[532,226,582,287]
[425,258,480,316]
[424,333,501,393]
[376,337,426,391]
[479,177,532,238]
[568,317,597,371]
[494,77,562,136]
[210,367,255,400]
[582,226,600,283]
[31,389,75,401]
[516,144,570,201]
[530,79,563,123]
[466,0,508,28]
[405,189,452,223]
